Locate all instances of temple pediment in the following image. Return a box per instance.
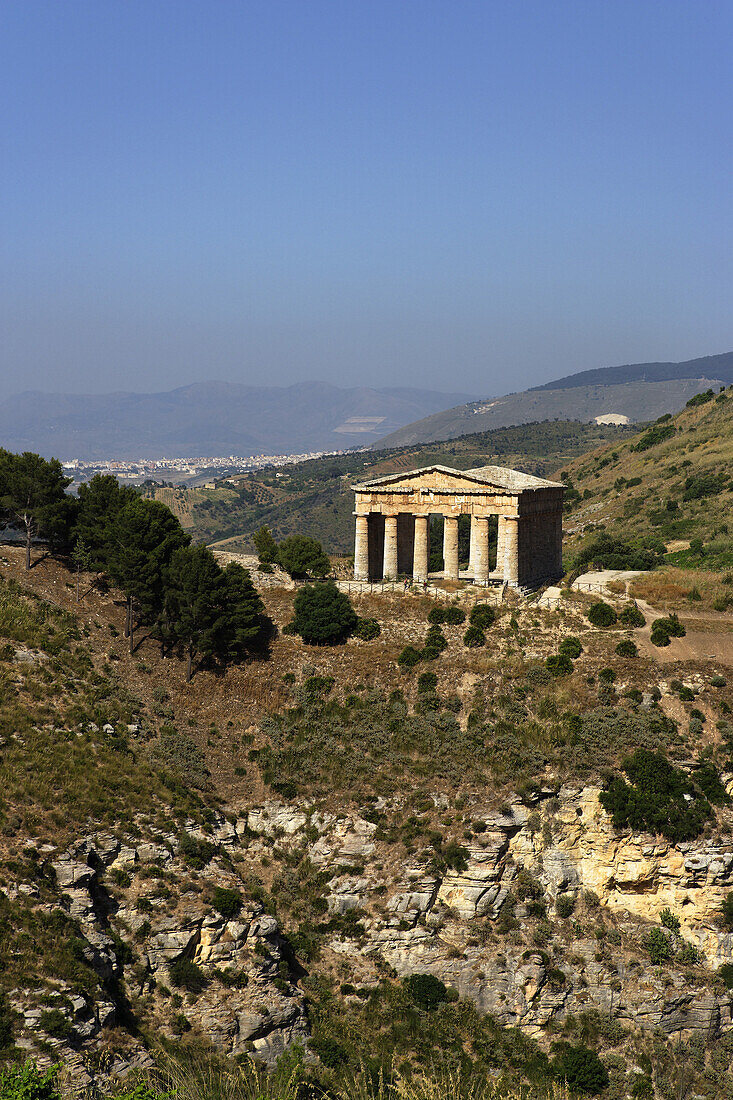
[352,463,562,494]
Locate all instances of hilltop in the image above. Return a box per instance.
[375,351,733,449]
[153,419,633,553]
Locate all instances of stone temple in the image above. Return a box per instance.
[352,464,564,589]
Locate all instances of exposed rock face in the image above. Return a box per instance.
[6,788,733,1070]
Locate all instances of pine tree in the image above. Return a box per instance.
[163,546,226,681]
[0,450,75,569]
[216,562,267,663]
[74,474,137,570]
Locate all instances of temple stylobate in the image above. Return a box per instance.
[351,464,564,589]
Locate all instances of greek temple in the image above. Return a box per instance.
[351,464,564,588]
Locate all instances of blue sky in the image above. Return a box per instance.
[1,0,731,396]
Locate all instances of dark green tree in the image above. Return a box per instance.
[163,545,226,680]
[108,497,189,652]
[0,450,75,569]
[74,474,137,570]
[217,562,268,663]
[253,524,278,565]
[292,581,357,644]
[277,535,331,579]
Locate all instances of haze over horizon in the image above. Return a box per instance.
[1,1,731,399]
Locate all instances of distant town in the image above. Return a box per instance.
[61,448,354,488]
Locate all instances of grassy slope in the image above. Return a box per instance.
[160,420,634,553]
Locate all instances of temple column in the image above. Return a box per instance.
[443,515,459,580]
[503,515,520,586]
[353,513,369,580]
[383,513,399,579]
[473,516,490,583]
[496,515,506,575]
[469,514,479,576]
[413,515,429,580]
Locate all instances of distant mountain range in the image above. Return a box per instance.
[374,351,733,449]
[0,382,479,460]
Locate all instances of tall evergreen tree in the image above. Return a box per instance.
[0,450,75,569]
[163,545,227,681]
[217,562,266,663]
[74,474,137,570]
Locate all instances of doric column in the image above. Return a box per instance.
[469,514,479,576]
[353,514,369,581]
[473,516,490,583]
[443,515,459,579]
[383,513,399,579]
[413,515,429,580]
[496,515,506,575]
[503,516,520,586]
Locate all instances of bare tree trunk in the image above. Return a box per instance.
[186,648,193,682]
[124,597,132,638]
[25,524,32,570]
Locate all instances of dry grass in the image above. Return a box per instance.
[628,568,732,612]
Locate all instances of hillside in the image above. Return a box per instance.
[156,420,634,553]
[375,351,733,448]
[0,382,477,461]
[3,523,733,1095]
[560,387,733,607]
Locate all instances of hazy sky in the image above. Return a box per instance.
[1,1,731,397]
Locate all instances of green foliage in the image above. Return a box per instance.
[353,617,380,640]
[210,887,243,919]
[719,963,733,988]
[556,893,576,919]
[633,422,675,451]
[659,908,680,933]
[442,605,466,625]
[721,893,733,931]
[558,636,582,659]
[551,1043,609,1094]
[0,1064,60,1100]
[587,601,617,627]
[277,535,331,579]
[463,624,485,648]
[253,524,278,564]
[619,605,645,627]
[398,645,423,669]
[615,640,638,658]
[546,654,573,677]
[682,472,729,501]
[417,671,438,694]
[0,450,75,567]
[403,973,448,1011]
[652,614,686,638]
[599,749,713,842]
[575,534,663,572]
[424,625,448,653]
[469,604,495,630]
[694,763,730,806]
[178,832,217,869]
[686,389,715,407]
[169,957,208,993]
[292,582,357,645]
[647,927,674,964]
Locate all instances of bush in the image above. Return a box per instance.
[0,1065,60,1100]
[463,625,485,648]
[694,763,730,806]
[619,605,646,628]
[470,604,496,630]
[659,908,680,933]
[403,973,448,1011]
[398,646,423,670]
[442,605,466,625]
[282,620,298,636]
[718,963,733,988]
[574,534,664,572]
[598,668,616,683]
[559,636,583,659]
[721,893,733,931]
[169,957,208,993]
[599,749,713,842]
[652,614,686,639]
[417,671,438,694]
[556,893,576,919]
[647,927,674,964]
[425,625,448,652]
[292,582,358,644]
[552,1043,609,1094]
[353,617,381,640]
[277,535,331,579]
[587,601,617,627]
[211,886,243,919]
[615,640,638,658]
[546,654,573,677]
[650,627,670,647]
[633,423,675,451]
[428,606,446,624]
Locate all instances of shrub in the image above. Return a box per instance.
[403,973,448,1010]
[721,893,733,931]
[587,602,617,627]
[546,654,573,677]
[598,668,616,683]
[0,1065,60,1100]
[711,675,728,688]
[39,1008,72,1040]
[463,625,485,648]
[552,1043,609,1095]
[633,423,675,451]
[211,886,243,919]
[659,908,680,933]
[615,640,638,658]
[277,535,331,579]
[442,605,466,625]
[650,627,670,647]
[398,646,423,670]
[417,671,438,694]
[575,534,663,572]
[559,636,582,659]
[718,963,733,988]
[652,614,686,639]
[599,749,713,842]
[425,626,448,652]
[282,620,298,636]
[428,606,446,624]
[619,605,645,628]
[470,604,496,630]
[556,893,576,919]
[647,927,674,964]
[353,617,381,640]
[179,831,217,869]
[292,582,358,644]
[169,957,208,993]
